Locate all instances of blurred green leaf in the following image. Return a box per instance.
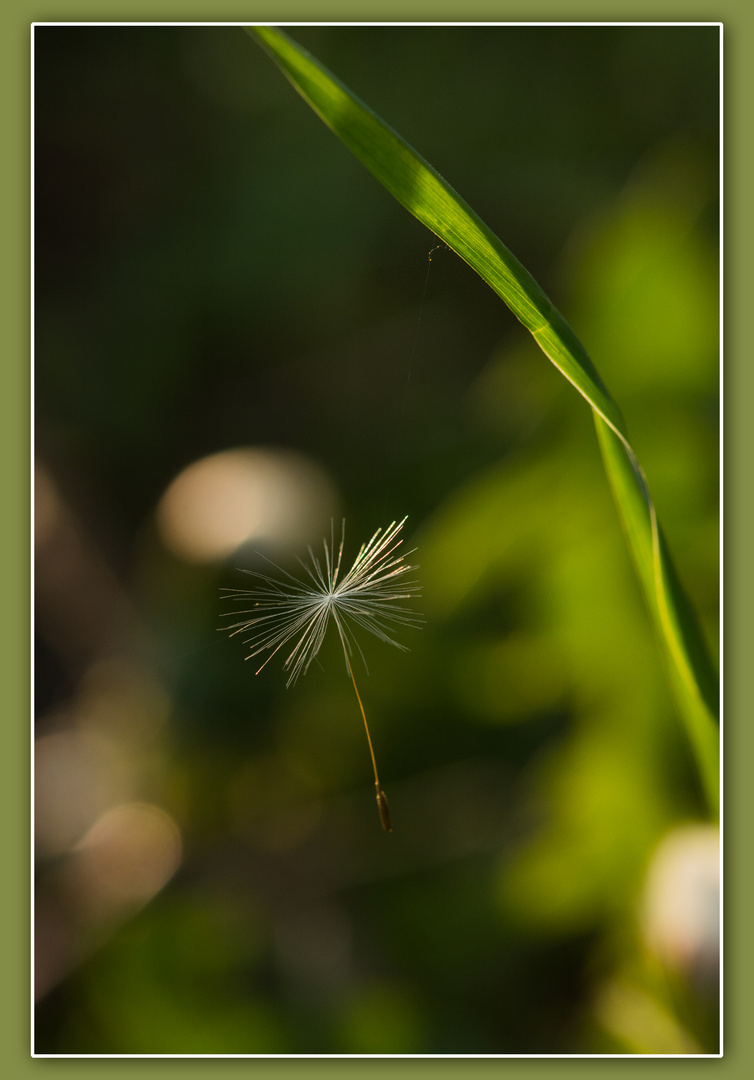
[337,982,426,1054]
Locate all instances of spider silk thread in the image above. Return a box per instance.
[379,243,448,523]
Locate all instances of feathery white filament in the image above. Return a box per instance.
[220,517,422,686]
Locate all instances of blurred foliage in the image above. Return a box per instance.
[34,25,718,1055]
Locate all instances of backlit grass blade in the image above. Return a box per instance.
[594,419,719,809]
[246,26,719,814]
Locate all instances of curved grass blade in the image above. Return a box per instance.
[246,26,719,814]
[249,27,626,443]
[594,418,719,810]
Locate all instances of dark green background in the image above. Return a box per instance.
[33,23,719,1056]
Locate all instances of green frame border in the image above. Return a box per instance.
[10,1,744,1075]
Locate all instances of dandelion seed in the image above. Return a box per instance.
[220,517,422,831]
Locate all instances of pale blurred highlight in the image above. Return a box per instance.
[35,727,133,857]
[640,823,720,987]
[70,802,183,916]
[156,447,339,563]
[35,463,182,998]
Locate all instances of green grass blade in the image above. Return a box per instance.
[250,26,626,443]
[594,418,719,810]
[247,26,719,814]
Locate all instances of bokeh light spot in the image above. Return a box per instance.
[72,802,183,916]
[640,823,719,986]
[156,447,338,563]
